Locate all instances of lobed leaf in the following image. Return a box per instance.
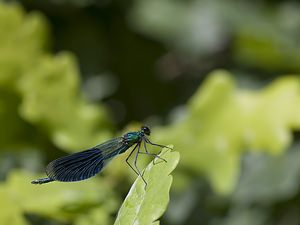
[154,71,300,193]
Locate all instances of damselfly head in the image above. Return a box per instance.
[141,126,151,136]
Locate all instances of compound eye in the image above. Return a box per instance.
[142,126,151,135]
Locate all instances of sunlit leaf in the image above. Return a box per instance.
[0,170,119,225]
[0,3,112,151]
[114,147,179,225]
[0,3,49,149]
[18,53,112,151]
[154,71,300,193]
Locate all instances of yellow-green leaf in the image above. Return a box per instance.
[154,70,300,194]
[114,147,179,225]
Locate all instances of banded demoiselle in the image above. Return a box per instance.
[31,126,169,186]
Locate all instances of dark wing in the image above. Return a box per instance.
[46,137,127,182]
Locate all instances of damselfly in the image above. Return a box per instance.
[31,126,169,186]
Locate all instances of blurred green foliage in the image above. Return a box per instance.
[1,1,300,225]
[18,53,111,151]
[155,71,300,194]
[0,3,111,151]
[130,0,300,72]
[0,170,118,225]
[0,3,115,224]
